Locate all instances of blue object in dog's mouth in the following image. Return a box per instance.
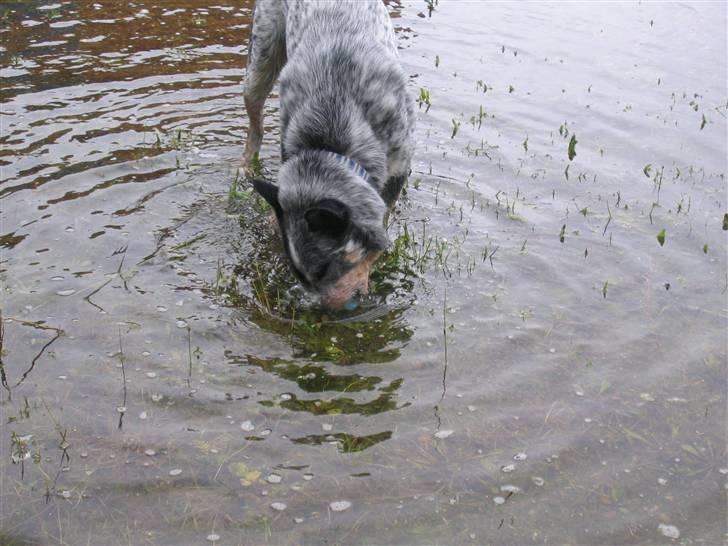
[342,299,359,311]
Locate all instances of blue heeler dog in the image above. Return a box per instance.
[243,0,415,310]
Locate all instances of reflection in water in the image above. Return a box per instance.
[0,316,64,397]
[243,355,388,393]
[291,430,393,453]
[1,2,251,101]
[228,353,406,417]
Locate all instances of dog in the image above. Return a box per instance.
[242,0,415,310]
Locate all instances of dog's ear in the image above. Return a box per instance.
[252,178,283,217]
[305,199,350,238]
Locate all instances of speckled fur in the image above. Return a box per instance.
[243,0,415,308]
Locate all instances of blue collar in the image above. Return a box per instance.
[324,151,370,182]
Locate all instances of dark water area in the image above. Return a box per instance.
[1,1,726,544]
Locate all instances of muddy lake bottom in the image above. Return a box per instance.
[1,1,726,544]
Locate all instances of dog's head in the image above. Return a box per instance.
[252,152,387,309]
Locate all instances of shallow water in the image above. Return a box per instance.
[1,1,726,544]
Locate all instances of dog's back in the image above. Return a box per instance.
[279,1,414,194]
[284,1,399,60]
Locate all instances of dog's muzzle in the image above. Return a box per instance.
[323,252,380,310]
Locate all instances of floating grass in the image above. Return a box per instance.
[567,134,577,160]
[424,0,438,17]
[117,328,127,430]
[0,313,8,399]
[441,286,449,402]
[603,200,612,236]
[656,228,666,247]
[450,118,460,139]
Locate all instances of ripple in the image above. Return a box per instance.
[29,40,68,48]
[49,20,81,29]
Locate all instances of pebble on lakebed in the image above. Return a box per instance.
[329,500,352,512]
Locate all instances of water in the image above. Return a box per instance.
[1,1,726,544]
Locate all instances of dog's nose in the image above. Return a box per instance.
[325,266,372,310]
[342,286,367,311]
[328,285,367,311]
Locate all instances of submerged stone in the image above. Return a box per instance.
[658,524,680,539]
[266,473,282,484]
[240,420,255,432]
[329,500,352,512]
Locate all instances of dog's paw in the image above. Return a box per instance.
[241,150,264,177]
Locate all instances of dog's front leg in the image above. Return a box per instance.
[242,0,287,166]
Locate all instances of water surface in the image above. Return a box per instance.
[1,1,726,544]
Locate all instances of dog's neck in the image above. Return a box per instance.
[321,150,370,182]
[282,97,387,186]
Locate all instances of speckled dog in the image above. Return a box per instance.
[243,0,415,309]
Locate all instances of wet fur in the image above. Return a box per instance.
[243,0,415,308]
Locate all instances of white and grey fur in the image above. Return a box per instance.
[243,0,415,308]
